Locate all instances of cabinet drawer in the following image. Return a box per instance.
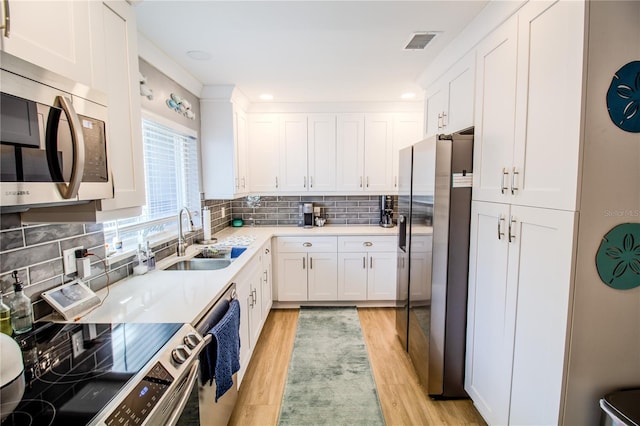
[276,236,337,253]
[337,236,397,252]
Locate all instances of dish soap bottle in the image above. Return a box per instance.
[146,241,156,271]
[0,291,12,335]
[9,271,33,334]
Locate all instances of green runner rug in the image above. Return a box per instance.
[278,307,385,425]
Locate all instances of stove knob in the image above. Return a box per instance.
[171,345,192,364]
[183,332,201,349]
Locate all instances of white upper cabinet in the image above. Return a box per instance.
[200,93,249,200]
[248,114,280,192]
[0,0,93,85]
[336,113,365,192]
[424,51,475,138]
[473,1,585,211]
[91,1,145,217]
[472,16,519,204]
[511,0,585,211]
[364,113,394,192]
[392,113,423,191]
[279,114,309,192]
[307,114,337,193]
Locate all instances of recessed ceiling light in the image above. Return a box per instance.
[401,92,416,100]
[186,50,212,61]
[259,94,274,101]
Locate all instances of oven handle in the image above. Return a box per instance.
[166,360,200,426]
[55,96,85,199]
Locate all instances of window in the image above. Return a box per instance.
[103,115,201,253]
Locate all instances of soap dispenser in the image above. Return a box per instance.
[9,271,33,334]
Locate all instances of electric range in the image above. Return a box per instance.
[1,320,205,425]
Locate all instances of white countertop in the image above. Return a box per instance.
[74,225,426,326]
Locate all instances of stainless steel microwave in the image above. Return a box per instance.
[0,52,112,212]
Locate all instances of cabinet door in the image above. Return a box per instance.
[307,253,338,301]
[337,252,368,300]
[92,1,145,216]
[366,252,397,300]
[336,114,365,192]
[279,114,308,192]
[508,206,576,425]
[236,110,249,194]
[424,81,446,138]
[364,114,394,192]
[308,114,337,193]
[260,241,273,320]
[276,253,308,301]
[392,113,423,191]
[472,16,518,204]
[236,276,252,385]
[446,51,475,133]
[1,1,92,85]
[512,0,585,211]
[465,201,515,426]
[248,114,279,192]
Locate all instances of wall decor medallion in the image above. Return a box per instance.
[596,223,640,290]
[606,61,640,133]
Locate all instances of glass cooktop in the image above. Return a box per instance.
[1,321,182,426]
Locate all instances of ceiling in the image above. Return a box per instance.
[134,1,488,103]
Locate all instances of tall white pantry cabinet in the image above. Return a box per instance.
[462,1,640,426]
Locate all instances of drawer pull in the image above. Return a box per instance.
[303,242,312,247]
[363,242,373,247]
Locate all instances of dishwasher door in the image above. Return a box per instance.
[176,283,239,426]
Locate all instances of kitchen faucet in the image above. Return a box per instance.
[177,207,195,256]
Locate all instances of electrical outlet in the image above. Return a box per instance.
[221,207,226,218]
[71,330,85,358]
[63,246,83,275]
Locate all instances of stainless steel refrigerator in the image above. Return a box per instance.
[396,128,473,398]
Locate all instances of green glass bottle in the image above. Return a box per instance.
[9,271,33,334]
[0,291,12,335]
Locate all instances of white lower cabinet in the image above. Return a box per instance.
[259,240,273,321]
[337,236,397,301]
[236,254,266,385]
[465,201,576,425]
[275,237,338,301]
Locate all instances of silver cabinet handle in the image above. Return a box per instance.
[310,176,313,188]
[265,248,270,254]
[264,270,268,283]
[442,112,448,128]
[360,176,363,188]
[252,289,257,304]
[242,177,246,189]
[309,257,313,269]
[370,257,373,269]
[366,176,369,188]
[363,256,366,269]
[501,168,509,194]
[497,215,505,240]
[304,176,307,188]
[437,113,443,130]
[55,96,85,200]
[303,242,312,247]
[363,242,373,247]
[1,0,10,37]
[511,167,519,195]
[302,257,306,269]
[275,176,279,188]
[508,216,516,243]
[394,176,398,188]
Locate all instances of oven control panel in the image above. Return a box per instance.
[105,362,174,426]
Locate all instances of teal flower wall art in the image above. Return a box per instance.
[606,61,640,133]
[596,223,640,290]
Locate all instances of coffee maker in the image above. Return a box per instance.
[299,202,314,228]
[379,195,394,228]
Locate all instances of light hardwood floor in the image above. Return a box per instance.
[228,308,486,426]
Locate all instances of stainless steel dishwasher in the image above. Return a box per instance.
[176,283,239,426]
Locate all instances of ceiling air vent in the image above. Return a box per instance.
[404,32,437,50]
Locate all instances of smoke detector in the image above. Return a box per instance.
[404,32,438,50]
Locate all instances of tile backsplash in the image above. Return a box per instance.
[0,196,394,321]
[231,195,398,226]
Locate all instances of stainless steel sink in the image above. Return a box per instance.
[164,258,232,271]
